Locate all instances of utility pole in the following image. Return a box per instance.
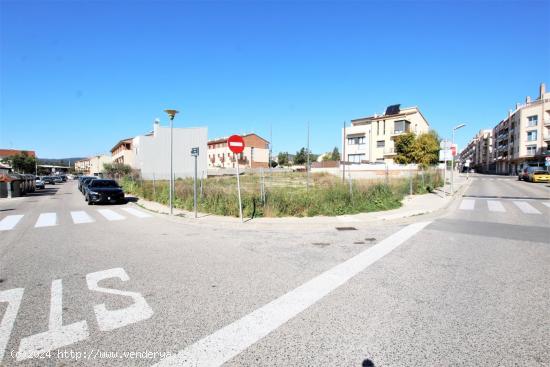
[306,121,310,191]
[342,121,346,182]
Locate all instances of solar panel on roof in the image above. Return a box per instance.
[385,104,401,115]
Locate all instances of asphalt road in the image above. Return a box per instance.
[0,175,548,366]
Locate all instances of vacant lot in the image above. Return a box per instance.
[121,170,442,217]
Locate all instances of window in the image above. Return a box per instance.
[527,131,537,141]
[347,136,365,145]
[348,154,365,163]
[383,120,386,134]
[377,140,385,148]
[377,122,380,135]
[527,115,538,127]
[394,120,410,134]
[526,145,537,155]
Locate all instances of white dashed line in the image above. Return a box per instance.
[97,209,125,221]
[34,213,57,228]
[0,215,24,231]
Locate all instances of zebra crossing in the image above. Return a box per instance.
[459,199,549,215]
[0,207,152,231]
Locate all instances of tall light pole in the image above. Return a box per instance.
[164,109,179,215]
[451,123,466,194]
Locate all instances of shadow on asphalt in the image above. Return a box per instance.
[25,187,60,197]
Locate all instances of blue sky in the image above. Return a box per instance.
[1,0,549,158]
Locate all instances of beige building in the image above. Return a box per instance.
[75,155,112,176]
[493,83,549,174]
[110,138,135,166]
[343,105,430,164]
[460,129,493,173]
[208,133,270,169]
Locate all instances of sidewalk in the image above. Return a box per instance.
[130,172,472,230]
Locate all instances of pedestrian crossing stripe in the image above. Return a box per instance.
[0,208,152,231]
[459,199,547,214]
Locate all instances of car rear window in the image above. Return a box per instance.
[90,180,118,187]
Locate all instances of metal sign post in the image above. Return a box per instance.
[228,135,245,223]
[191,147,199,218]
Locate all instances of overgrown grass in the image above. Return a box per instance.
[121,171,442,218]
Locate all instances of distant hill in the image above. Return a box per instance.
[38,158,86,166]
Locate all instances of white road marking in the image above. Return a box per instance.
[513,201,541,214]
[459,199,475,210]
[70,211,95,224]
[487,200,506,213]
[0,288,24,362]
[86,268,153,331]
[152,221,431,367]
[34,213,57,227]
[17,279,89,361]
[542,202,550,208]
[0,215,24,231]
[97,209,125,221]
[121,207,152,218]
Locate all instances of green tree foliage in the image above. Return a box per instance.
[103,162,132,177]
[277,152,289,166]
[331,147,341,161]
[3,152,36,173]
[394,132,416,164]
[394,131,440,168]
[294,148,307,165]
[412,131,440,168]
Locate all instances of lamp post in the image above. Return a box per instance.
[164,109,179,215]
[451,123,466,194]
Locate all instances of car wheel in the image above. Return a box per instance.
[87,198,93,205]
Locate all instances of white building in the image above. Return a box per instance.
[111,121,208,179]
[343,105,431,164]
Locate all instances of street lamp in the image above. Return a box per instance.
[451,123,466,194]
[164,109,179,215]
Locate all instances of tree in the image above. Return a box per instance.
[103,163,132,177]
[394,132,416,164]
[3,152,36,173]
[294,148,307,165]
[412,131,440,168]
[277,152,289,166]
[330,147,340,161]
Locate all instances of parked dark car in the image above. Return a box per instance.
[79,177,97,193]
[84,179,125,205]
[41,176,56,185]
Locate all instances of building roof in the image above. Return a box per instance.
[351,106,430,127]
[110,138,133,153]
[0,149,36,158]
[208,133,269,145]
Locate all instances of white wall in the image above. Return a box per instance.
[133,125,208,180]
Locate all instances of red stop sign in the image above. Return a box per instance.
[227,135,245,154]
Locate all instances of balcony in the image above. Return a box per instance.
[544,119,550,127]
[544,133,550,142]
[383,147,396,156]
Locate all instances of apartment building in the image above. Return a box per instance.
[460,83,550,175]
[493,83,549,175]
[74,155,112,176]
[460,130,493,173]
[207,133,270,169]
[110,121,208,179]
[343,104,430,164]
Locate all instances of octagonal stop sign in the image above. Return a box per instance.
[228,135,245,154]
